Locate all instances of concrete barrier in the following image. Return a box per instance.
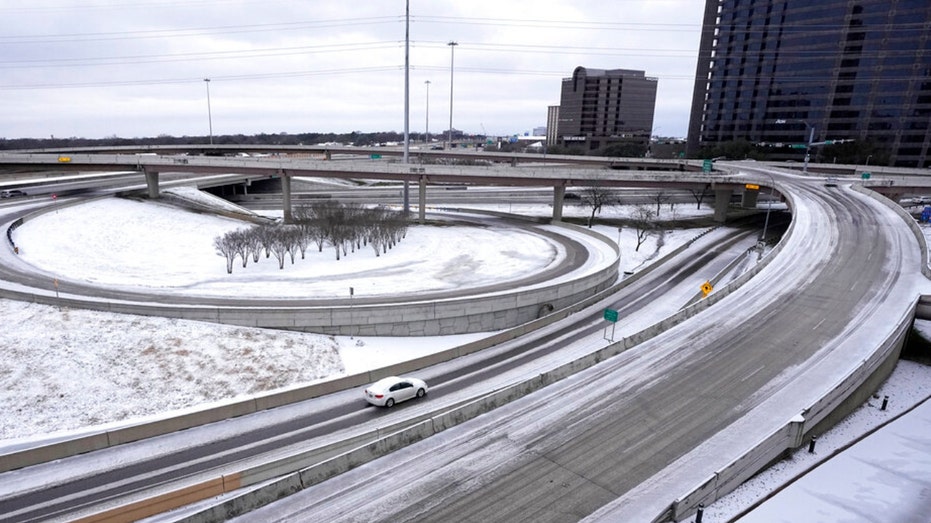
[70,477,228,523]
[666,296,917,522]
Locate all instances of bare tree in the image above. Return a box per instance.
[652,190,670,217]
[632,205,656,252]
[213,235,236,274]
[245,228,263,263]
[580,184,620,227]
[690,183,712,209]
[230,229,251,268]
[267,227,291,269]
[291,224,311,260]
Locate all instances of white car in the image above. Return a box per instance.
[363,376,428,407]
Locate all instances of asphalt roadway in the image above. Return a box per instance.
[230,174,926,522]
[0,212,767,522]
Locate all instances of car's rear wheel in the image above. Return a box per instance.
[385,398,395,408]
[416,388,426,398]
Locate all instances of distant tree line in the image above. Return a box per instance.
[0,130,472,151]
[213,202,408,273]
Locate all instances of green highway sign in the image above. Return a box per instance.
[702,159,713,172]
[789,144,807,149]
[603,308,619,323]
[862,172,871,179]
[370,154,382,159]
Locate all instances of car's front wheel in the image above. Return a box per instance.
[416,388,426,398]
[385,398,395,408]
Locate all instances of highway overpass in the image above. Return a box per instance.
[0,151,763,224]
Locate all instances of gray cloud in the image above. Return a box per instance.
[0,0,703,139]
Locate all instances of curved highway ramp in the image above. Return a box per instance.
[226,172,927,522]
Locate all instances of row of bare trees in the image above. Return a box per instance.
[214,202,408,273]
[577,185,705,252]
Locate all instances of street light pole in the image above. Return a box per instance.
[402,0,410,214]
[403,0,410,165]
[760,172,776,244]
[447,41,458,149]
[425,80,431,144]
[203,78,213,145]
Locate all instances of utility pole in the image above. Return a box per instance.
[203,78,213,145]
[447,41,458,148]
[425,80,431,144]
[402,0,410,213]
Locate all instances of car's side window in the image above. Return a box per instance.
[390,383,401,392]
[401,382,412,389]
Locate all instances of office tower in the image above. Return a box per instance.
[557,67,657,153]
[687,0,931,167]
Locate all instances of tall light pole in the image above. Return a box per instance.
[401,0,410,213]
[203,78,213,145]
[424,80,431,144]
[402,0,410,164]
[447,41,458,148]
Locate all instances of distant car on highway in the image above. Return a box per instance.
[0,189,26,198]
[363,376,428,407]
[824,176,838,187]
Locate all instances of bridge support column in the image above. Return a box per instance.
[741,189,759,209]
[552,185,566,221]
[281,170,293,224]
[144,170,159,199]
[713,188,732,223]
[418,176,427,224]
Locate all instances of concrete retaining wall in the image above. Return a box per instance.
[1,205,619,336]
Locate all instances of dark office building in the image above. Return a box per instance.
[556,67,657,153]
[687,0,931,167]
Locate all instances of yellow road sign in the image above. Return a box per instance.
[701,281,713,296]
[745,183,760,190]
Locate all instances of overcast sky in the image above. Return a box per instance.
[1,1,706,141]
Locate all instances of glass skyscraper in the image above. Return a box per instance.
[687,0,931,167]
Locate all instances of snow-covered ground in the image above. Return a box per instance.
[0,191,705,442]
[2,188,929,522]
